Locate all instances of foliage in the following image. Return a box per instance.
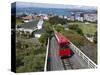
[93,31,97,44]
[44,21,54,38]
[61,30,85,47]
[68,24,83,35]
[68,21,97,35]
[39,21,54,45]
[48,16,66,25]
[54,24,64,32]
[16,18,23,25]
[68,24,78,30]
[16,53,45,72]
[38,33,48,45]
[16,37,46,72]
[76,28,84,35]
[16,31,34,39]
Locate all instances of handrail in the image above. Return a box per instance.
[44,38,49,71]
[70,42,97,68]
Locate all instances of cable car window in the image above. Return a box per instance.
[60,44,69,49]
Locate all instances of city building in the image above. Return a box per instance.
[67,16,75,21]
[83,13,97,22]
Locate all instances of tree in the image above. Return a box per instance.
[62,30,85,47]
[25,31,30,38]
[16,40,22,49]
[16,53,45,72]
[38,33,48,45]
[44,21,54,38]
[16,38,46,72]
[55,24,64,32]
[68,24,78,30]
[31,32,35,37]
[94,31,97,44]
[48,16,66,25]
[68,24,83,35]
[16,30,46,72]
[76,28,84,36]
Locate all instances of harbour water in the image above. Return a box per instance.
[16,7,96,16]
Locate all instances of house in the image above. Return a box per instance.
[43,15,49,20]
[22,15,33,23]
[16,19,44,36]
[34,29,45,38]
[16,20,39,34]
[37,19,44,29]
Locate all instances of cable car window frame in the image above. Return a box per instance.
[60,43,69,50]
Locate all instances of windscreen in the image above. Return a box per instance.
[60,44,69,50]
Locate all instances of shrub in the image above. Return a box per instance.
[68,24,83,35]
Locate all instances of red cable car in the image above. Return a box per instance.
[55,32,73,59]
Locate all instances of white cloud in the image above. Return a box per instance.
[10,0,98,6]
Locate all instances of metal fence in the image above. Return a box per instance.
[70,42,97,68]
[44,38,50,71]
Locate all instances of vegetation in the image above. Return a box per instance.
[39,21,54,46]
[67,21,97,44]
[39,33,48,45]
[16,18,23,25]
[93,31,97,44]
[60,29,85,47]
[44,21,54,37]
[16,31,46,72]
[16,31,35,39]
[49,16,67,25]
[68,21,97,35]
[68,24,83,35]
[16,15,97,72]
[54,24,64,32]
[16,20,54,72]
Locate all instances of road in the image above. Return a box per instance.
[48,37,89,71]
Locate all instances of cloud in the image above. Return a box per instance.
[16,2,97,10]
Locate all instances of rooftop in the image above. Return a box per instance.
[22,15,33,20]
[20,20,39,29]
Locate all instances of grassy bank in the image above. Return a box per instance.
[68,21,97,35]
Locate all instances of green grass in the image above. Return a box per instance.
[61,29,86,47]
[16,18,23,25]
[68,22,97,35]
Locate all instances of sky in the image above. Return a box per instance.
[15,2,97,10]
[11,0,99,6]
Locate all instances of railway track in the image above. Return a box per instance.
[61,58,73,70]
